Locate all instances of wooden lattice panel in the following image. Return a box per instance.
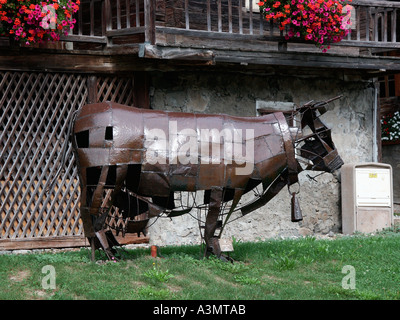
[97,76,135,105]
[0,72,87,239]
[0,71,141,248]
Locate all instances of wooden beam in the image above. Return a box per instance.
[156,26,400,50]
[1,43,400,76]
[138,43,400,72]
[139,43,215,63]
[59,34,107,44]
[0,234,149,250]
[212,48,400,71]
[0,48,156,73]
[106,27,146,37]
[0,52,116,73]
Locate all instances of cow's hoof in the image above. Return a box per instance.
[206,247,234,263]
[219,253,234,263]
[104,248,119,262]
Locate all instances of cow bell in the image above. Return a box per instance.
[291,192,303,222]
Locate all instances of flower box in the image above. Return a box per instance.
[257,0,351,52]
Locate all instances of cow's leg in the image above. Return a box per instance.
[85,165,114,260]
[204,187,224,259]
[77,167,97,261]
[83,165,119,260]
[93,165,128,260]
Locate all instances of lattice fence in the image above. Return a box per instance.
[0,71,141,249]
[97,76,135,105]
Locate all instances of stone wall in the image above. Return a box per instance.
[147,71,376,245]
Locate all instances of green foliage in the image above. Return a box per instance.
[272,253,297,271]
[143,262,174,282]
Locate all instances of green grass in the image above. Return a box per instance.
[1,230,400,300]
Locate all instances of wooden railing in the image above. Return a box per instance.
[62,0,400,51]
[341,0,399,48]
[61,0,152,46]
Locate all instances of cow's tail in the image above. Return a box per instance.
[46,109,79,193]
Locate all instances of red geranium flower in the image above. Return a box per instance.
[259,0,351,52]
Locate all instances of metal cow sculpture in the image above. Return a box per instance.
[63,96,343,261]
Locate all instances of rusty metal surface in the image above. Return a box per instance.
[69,97,343,260]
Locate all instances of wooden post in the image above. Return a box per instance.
[87,75,98,104]
[356,5,361,41]
[391,9,397,43]
[126,0,131,28]
[228,0,232,33]
[144,0,156,44]
[249,0,253,35]
[78,3,83,35]
[218,0,222,33]
[366,6,370,42]
[136,0,140,27]
[90,0,95,36]
[207,0,211,32]
[117,0,122,30]
[383,9,388,43]
[185,0,190,30]
[133,72,150,109]
[104,0,113,46]
[239,0,243,34]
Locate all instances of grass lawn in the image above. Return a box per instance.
[0,230,399,300]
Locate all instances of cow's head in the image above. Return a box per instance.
[293,99,344,173]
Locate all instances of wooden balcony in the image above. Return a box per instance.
[2,0,400,74]
[64,0,399,46]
